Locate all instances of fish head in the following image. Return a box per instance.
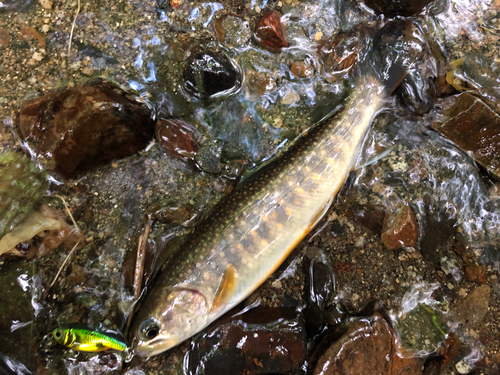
[131,287,209,357]
[52,328,75,348]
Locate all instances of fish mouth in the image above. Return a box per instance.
[132,336,180,358]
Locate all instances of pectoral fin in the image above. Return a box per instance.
[211,265,237,315]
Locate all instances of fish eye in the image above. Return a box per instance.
[139,318,160,340]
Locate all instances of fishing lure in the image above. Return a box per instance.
[52,327,127,352]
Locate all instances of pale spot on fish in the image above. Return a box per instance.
[260,239,268,247]
[277,223,283,231]
[285,207,292,216]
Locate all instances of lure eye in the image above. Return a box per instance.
[139,318,160,340]
[54,330,63,339]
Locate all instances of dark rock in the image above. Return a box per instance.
[362,0,436,16]
[147,200,198,226]
[374,20,440,115]
[464,264,487,283]
[155,119,201,162]
[381,203,418,250]
[254,10,288,52]
[187,306,307,375]
[18,81,154,179]
[313,313,424,375]
[432,93,500,178]
[183,51,240,101]
[304,247,336,337]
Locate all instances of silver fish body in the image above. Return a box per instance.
[131,76,387,357]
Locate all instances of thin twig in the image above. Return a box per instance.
[49,240,81,289]
[67,0,81,60]
[54,195,80,230]
[125,215,152,334]
[43,195,82,297]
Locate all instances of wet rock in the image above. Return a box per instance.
[396,303,447,354]
[381,203,418,250]
[155,119,201,162]
[375,20,439,115]
[432,93,500,178]
[187,306,307,375]
[313,313,423,375]
[452,284,491,329]
[291,61,314,79]
[245,69,276,98]
[423,332,461,375]
[147,200,198,226]
[362,0,436,16]
[183,51,240,101]
[0,152,48,240]
[194,142,222,173]
[215,14,252,49]
[254,10,288,52]
[18,81,155,179]
[320,32,360,80]
[464,264,487,283]
[304,247,336,336]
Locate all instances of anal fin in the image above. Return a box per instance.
[210,265,238,315]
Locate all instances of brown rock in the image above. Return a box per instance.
[291,61,314,78]
[255,10,288,52]
[155,119,201,162]
[18,81,154,179]
[313,313,423,375]
[465,264,487,283]
[19,26,46,48]
[0,28,11,47]
[321,32,360,79]
[452,284,491,329]
[432,93,500,178]
[381,203,418,250]
[188,307,307,374]
[245,69,276,98]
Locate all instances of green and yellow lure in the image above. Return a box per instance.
[52,327,127,352]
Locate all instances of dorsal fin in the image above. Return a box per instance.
[211,265,237,315]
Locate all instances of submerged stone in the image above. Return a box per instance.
[183,51,240,101]
[361,0,436,16]
[432,93,500,178]
[187,306,307,374]
[381,202,418,250]
[215,14,252,49]
[155,119,201,162]
[452,284,491,329]
[313,313,424,375]
[320,32,360,80]
[254,10,288,52]
[396,303,447,354]
[18,81,155,179]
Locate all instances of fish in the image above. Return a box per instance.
[131,69,406,357]
[52,327,127,352]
